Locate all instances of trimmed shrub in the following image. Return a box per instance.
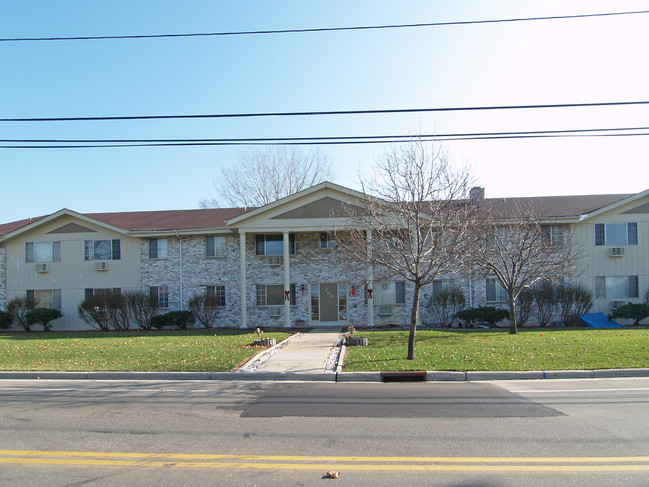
[26,308,63,331]
[429,286,466,327]
[187,294,219,329]
[150,310,194,330]
[610,303,649,325]
[7,296,36,331]
[456,306,509,326]
[556,283,594,324]
[123,291,157,330]
[0,310,14,330]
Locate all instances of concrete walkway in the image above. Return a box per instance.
[255,328,341,374]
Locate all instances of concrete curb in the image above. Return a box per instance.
[1,368,649,382]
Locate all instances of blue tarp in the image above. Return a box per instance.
[579,312,624,328]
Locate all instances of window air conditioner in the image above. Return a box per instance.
[610,300,626,308]
[268,256,282,266]
[378,306,393,316]
[94,262,108,271]
[269,307,282,318]
[609,247,625,257]
[35,263,48,273]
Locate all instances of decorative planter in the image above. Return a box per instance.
[253,338,276,347]
[345,336,368,347]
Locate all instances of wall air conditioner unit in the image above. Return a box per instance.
[268,256,282,266]
[610,300,626,308]
[609,247,625,257]
[35,263,48,273]
[378,306,393,316]
[94,262,108,271]
[269,307,282,318]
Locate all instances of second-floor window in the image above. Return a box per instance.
[256,234,295,255]
[595,223,637,246]
[149,238,168,259]
[206,236,226,257]
[26,241,61,262]
[85,239,121,260]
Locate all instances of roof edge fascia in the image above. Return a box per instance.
[577,189,648,222]
[0,209,131,242]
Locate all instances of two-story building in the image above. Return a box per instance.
[0,182,647,330]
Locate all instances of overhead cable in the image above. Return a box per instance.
[1,10,647,42]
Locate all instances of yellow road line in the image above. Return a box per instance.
[2,450,649,464]
[2,457,649,472]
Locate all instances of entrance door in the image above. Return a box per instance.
[311,283,347,323]
[320,283,339,322]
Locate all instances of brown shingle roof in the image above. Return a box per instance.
[0,208,251,236]
[481,194,632,218]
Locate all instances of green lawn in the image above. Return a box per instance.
[344,328,649,372]
[0,329,290,372]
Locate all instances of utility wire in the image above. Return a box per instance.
[1,125,648,144]
[1,10,647,42]
[2,100,649,123]
[2,127,649,148]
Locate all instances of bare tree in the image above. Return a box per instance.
[200,146,335,208]
[464,204,578,334]
[336,141,473,360]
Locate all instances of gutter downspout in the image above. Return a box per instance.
[176,232,183,310]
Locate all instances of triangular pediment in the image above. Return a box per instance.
[622,202,649,214]
[270,197,364,220]
[47,222,97,234]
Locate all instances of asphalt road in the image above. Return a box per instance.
[1,378,649,486]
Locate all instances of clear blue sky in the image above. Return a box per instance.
[1,1,648,222]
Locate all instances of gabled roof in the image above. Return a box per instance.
[0,207,250,240]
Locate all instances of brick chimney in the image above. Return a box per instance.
[469,186,485,202]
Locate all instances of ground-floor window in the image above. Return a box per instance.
[84,288,121,299]
[595,276,639,299]
[150,286,169,308]
[26,289,62,309]
[373,281,406,305]
[206,285,226,307]
[256,284,296,306]
[486,278,508,302]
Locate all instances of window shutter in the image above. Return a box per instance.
[594,224,605,246]
[255,235,265,255]
[395,282,406,304]
[52,241,61,262]
[52,290,62,310]
[150,287,158,307]
[595,277,606,299]
[26,242,34,262]
[629,276,639,298]
[206,236,215,257]
[628,223,638,245]
[149,239,158,259]
[112,240,121,260]
[486,279,496,301]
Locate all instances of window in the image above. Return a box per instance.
[26,289,62,309]
[256,284,296,306]
[149,238,168,259]
[85,239,121,260]
[595,276,639,299]
[432,279,453,296]
[85,288,121,299]
[595,223,638,246]
[373,281,406,305]
[544,226,564,246]
[486,278,508,302]
[255,234,295,255]
[320,232,336,249]
[206,236,226,257]
[150,286,169,308]
[206,285,226,307]
[26,242,61,263]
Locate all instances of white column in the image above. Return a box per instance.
[283,231,291,328]
[239,231,247,329]
[367,229,374,327]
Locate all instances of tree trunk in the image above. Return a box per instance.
[407,282,421,360]
[508,292,518,334]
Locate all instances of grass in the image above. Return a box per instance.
[344,328,649,372]
[0,329,290,372]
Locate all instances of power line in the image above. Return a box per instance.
[1,126,648,148]
[1,10,647,42]
[2,100,648,123]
